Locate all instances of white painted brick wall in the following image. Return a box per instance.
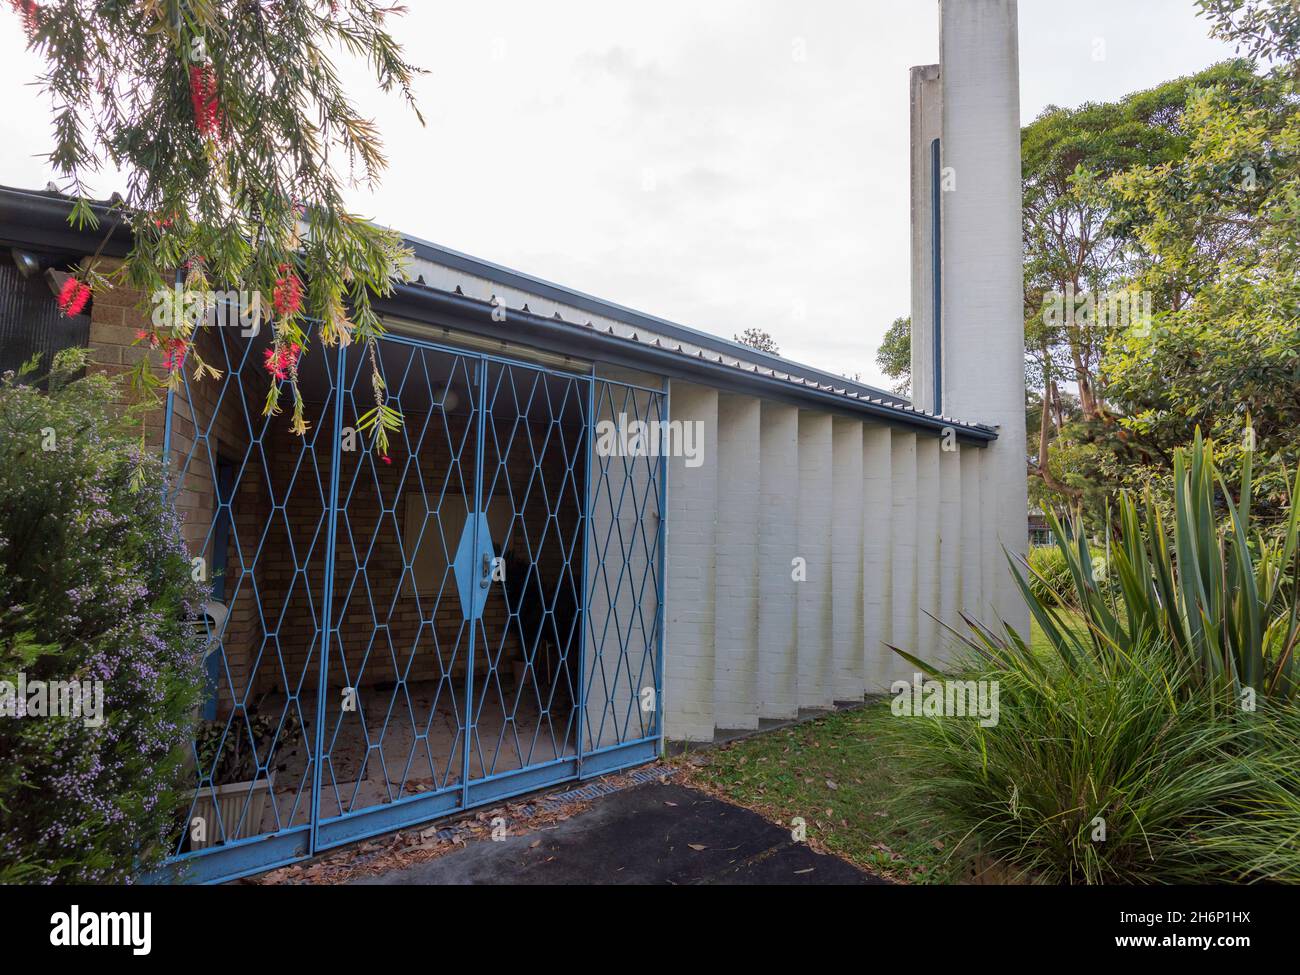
[663,381,719,741]
[889,432,919,684]
[796,411,834,709]
[940,0,1030,637]
[863,426,894,691]
[960,444,985,623]
[759,401,800,719]
[915,437,942,663]
[656,390,1000,738]
[979,445,1002,627]
[714,393,761,730]
[831,418,865,700]
[937,442,964,668]
[910,63,943,415]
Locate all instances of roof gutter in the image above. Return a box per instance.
[0,186,131,258]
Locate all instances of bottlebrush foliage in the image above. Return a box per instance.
[15,0,425,454]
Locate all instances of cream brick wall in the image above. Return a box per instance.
[915,437,942,662]
[831,418,865,701]
[979,445,1003,626]
[758,401,800,719]
[937,441,964,668]
[714,393,761,730]
[939,0,1030,635]
[796,411,834,709]
[888,431,919,685]
[663,381,719,741]
[863,426,894,691]
[960,443,986,622]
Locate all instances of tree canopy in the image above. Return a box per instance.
[733,327,781,355]
[875,315,910,396]
[16,1,423,454]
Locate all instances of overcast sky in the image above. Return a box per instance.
[0,1,1240,386]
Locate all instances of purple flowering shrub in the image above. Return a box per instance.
[0,351,206,883]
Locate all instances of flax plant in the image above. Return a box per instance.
[1019,431,1299,709]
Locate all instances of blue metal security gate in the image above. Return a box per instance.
[157,324,666,883]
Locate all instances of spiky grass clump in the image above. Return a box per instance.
[885,642,1300,883]
[886,434,1300,883]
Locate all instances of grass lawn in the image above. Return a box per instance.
[674,614,1081,884]
[674,701,959,883]
[1029,610,1088,654]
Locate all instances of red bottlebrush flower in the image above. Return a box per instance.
[188,66,208,128]
[135,329,161,349]
[263,341,302,381]
[9,0,39,35]
[161,337,188,373]
[67,283,91,317]
[57,277,91,317]
[263,346,287,381]
[56,275,79,311]
[381,455,392,465]
[188,64,223,138]
[272,265,303,318]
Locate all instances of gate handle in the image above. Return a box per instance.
[480,551,492,589]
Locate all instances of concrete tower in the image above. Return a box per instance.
[910,0,1028,633]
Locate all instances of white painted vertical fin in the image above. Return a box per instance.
[940,0,1029,636]
[960,444,986,625]
[663,381,719,742]
[831,418,865,701]
[796,411,834,709]
[938,439,964,668]
[915,437,942,663]
[910,63,943,413]
[980,447,1003,628]
[889,431,919,684]
[714,393,761,730]
[759,402,800,719]
[863,426,894,691]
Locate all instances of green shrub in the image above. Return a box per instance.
[886,641,1300,883]
[889,433,1300,882]
[0,353,206,883]
[1026,545,1075,607]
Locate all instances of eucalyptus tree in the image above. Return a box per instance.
[1021,60,1261,507]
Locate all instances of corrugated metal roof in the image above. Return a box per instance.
[394,268,996,440]
[0,183,996,439]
